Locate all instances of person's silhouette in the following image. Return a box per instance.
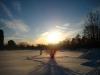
[40,49,43,55]
[50,48,57,59]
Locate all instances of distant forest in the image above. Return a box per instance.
[0,11,100,50]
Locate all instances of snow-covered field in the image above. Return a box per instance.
[0,50,95,75]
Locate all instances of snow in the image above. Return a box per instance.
[0,50,98,75]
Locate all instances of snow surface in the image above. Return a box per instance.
[0,50,96,75]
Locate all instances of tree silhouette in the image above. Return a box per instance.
[0,29,4,50]
[83,11,100,48]
[83,11,100,40]
[7,40,17,50]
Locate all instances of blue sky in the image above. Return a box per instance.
[0,0,100,44]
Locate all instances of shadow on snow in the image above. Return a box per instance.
[28,57,80,75]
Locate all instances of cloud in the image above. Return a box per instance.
[56,25,67,30]
[41,32,49,36]
[0,1,30,44]
[0,0,22,19]
[2,19,29,34]
[63,21,84,31]
[12,1,21,13]
[55,21,84,38]
[55,23,70,30]
[63,23,70,27]
[34,31,50,44]
[0,1,14,19]
[33,37,47,45]
[2,19,30,44]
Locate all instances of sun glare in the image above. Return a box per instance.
[46,31,62,44]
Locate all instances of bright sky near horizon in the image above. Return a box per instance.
[0,0,100,44]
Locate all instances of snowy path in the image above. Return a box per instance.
[29,56,81,75]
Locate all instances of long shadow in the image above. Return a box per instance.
[29,58,80,75]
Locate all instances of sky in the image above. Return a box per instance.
[0,0,100,45]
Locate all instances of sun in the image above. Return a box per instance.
[34,30,66,44]
[46,31,62,44]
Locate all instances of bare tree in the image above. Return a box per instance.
[83,11,100,40]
